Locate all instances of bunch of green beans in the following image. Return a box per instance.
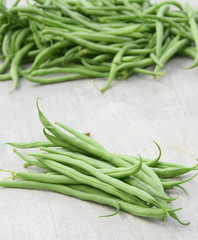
[0,99,197,224]
[0,0,198,91]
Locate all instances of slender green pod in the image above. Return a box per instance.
[6,141,56,149]
[100,161,142,178]
[161,174,197,190]
[153,166,197,178]
[0,180,120,217]
[156,5,169,58]
[15,171,79,184]
[10,42,34,91]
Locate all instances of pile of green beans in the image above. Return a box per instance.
[0,99,197,224]
[0,0,198,91]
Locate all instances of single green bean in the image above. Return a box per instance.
[6,141,56,149]
[15,171,79,184]
[31,67,108,78]
[156,5,169,58]
[10,42,34,91]
[152,166,197,178]
[161,174,197,190]
[24,73,89,84]
[0,180,120,217]
[100,161,142,178]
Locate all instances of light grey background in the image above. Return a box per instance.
[0,0,198,239]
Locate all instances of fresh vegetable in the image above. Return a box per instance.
[1,99,197,225]
[0,0,198,91]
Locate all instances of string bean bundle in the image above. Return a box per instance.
[0,99,197,224]
[0,0,198,91]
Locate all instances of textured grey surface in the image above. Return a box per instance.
[0,0,198,239]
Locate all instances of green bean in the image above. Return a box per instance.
[24,73,88,84]
[0,57,11,74]
[102,24,141,36]
[29,21,43,49]
[6,141,56,149]
[31,67,108,78]
[166,10,186,18]
[180,47,196,59]
[101,161,142,178]
[121,56,141,63]
[76,5,118,16]
[116,58,154,71]
[73,31,132,42]
[27,49,42,58]
[0,73,11,81]
[156,5,169,58]
[15,171,79,184]
[2,31,12,56]
[133,67,163,77]
[142,142,162,167]
[0,180,121,217]
[14,28,30,52]
[9,29,21,54]
[93,54,112,63]
[81,59,110,72]
[155,161,189,169]
[161,174,197,190]
[10,42,34,91]
[153,166,197,178]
